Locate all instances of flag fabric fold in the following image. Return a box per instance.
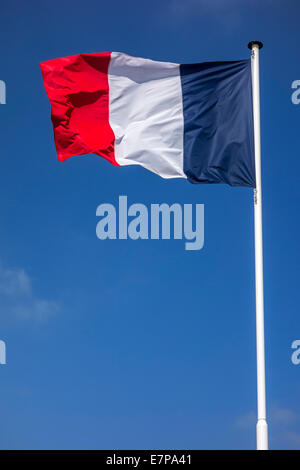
[40,52,255,187]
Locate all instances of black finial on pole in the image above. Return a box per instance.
[248,41,263,50]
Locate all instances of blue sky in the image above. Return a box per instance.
[0,0,299,450]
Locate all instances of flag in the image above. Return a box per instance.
[40,52,255,187]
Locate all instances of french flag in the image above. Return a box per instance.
[41,52,255,187]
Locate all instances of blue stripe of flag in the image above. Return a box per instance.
[180,59,255,187]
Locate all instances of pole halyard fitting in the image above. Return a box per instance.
[254,188,258,205]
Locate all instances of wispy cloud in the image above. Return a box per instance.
[271,406,300,449]
[281,430,300,448]
[272,407,297,427]
[235,411,256,429]
[235,406,300,449]
[0,262,59,323]
[167,0,243,27]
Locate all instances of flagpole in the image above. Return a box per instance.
[248,40,268,450]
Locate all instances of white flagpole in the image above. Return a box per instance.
[248,40,268,450]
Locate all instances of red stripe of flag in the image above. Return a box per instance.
[40,52,118,165]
